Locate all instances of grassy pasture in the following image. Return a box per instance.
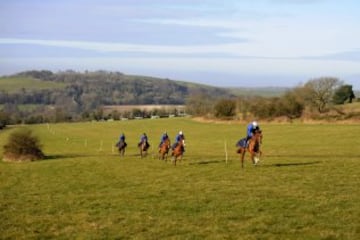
[0,76,66,93]
[0,118,359,239]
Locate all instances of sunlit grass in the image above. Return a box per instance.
[0,118,359,239]
[0,76,66,93]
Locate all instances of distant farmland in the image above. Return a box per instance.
[103,104,186,114]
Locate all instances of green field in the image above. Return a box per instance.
[0,76,66,93]
[0,118,359,239]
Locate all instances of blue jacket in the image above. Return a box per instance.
[247,123,260,138]
[246,123,255,138]
[160,134,168,142]
[141,134,148,143]
[119,134,125,142]
[175,134,184,142]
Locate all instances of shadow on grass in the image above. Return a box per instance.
[266,161,322,167]
[190,160,224,165]
[44,154,91,161]
[266,154,360,158]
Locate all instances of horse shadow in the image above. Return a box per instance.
[266,161,322,168]
[190,160,224,165]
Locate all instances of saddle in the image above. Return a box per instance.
[236,138,247,148]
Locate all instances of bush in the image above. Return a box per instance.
[3,129,45,162]
[214,99,236,118]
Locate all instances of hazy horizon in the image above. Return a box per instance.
[1,0,360,89]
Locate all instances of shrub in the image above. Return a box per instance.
[214,99,236,118]
[3,129,45,162]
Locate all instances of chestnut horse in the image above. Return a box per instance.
[116,140,127,156]
[237,130,263,168]
[138,141,150,158]
[171,138,185,166]
[159,138,171,160]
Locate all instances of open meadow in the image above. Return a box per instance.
[0,118,359,239]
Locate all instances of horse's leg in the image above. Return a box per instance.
[250,151,255,165]
[241,148,246,168]
[164,150,168,161]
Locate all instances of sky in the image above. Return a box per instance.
[0,0,360,89]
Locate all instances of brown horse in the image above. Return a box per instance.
[116,140,127,156]
[159,138,171,160]
[171,139,185,166]
[237,130,263,168]
[138,141,150,158]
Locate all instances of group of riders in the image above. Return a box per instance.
[116,120,261,154]
[116,130,186,153]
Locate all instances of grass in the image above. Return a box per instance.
[0,118,359,239]
[0,76,66,93]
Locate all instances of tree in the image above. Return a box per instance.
[303,77,342,113]
[214,99,236,118]
[333,85,356,104]
[279,91,305,118]
[185,93,215,116]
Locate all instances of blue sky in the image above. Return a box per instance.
[1,0,360,88]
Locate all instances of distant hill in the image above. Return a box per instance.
[0,70,286,107]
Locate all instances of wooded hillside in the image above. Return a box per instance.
[0,70,232,107]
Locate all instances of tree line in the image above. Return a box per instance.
[0,73,357,128]
[186,77,357,121]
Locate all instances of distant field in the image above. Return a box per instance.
[103,104,185,113]
[0,76,66,92]
[0,118,359,239]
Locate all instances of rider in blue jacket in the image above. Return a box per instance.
[159,132,169,148]
[139,133,149,148]
[116,133,127,148]
[246,121,260,141]
[172,131,185,150]
[236,121,260,148]
[119,133,125,142]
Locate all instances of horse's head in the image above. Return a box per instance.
[253,130,262,143]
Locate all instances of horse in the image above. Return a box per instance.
[236,130,263,168]
[171,138,185,166]
[159,138,171,161]
[138,141,150,158]
[115,140,127,156]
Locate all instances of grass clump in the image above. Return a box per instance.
[3,128,44,162]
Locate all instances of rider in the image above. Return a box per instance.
[246,121,260,145]
[158,132,169,149]
[172,130,185,151]
[119,133,125,142]
[139,133,150,148]
[116,133,127,147]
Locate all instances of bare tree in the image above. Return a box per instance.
[303,77,342,113]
